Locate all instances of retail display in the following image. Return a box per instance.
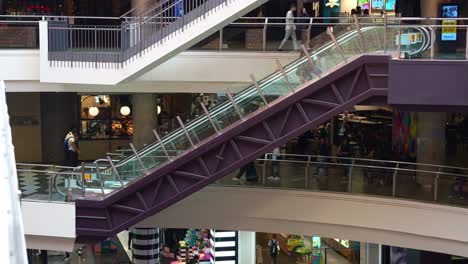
[172,229,212,264]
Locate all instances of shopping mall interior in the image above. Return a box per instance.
[2,0,468,263]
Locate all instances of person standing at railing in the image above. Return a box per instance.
[268,147,281,181]
[337,137,352,178]
[314,137,330,177]
[64,126,80,167]
[278,3,298,51]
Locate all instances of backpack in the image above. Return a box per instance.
[270,239,278,256]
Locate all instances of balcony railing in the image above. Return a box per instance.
[16,154,468,209]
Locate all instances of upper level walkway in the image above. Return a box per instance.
[1,15,464,87]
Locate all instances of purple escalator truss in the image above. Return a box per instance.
[76,55,390,241]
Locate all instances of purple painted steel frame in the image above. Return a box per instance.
[75,55,390,241]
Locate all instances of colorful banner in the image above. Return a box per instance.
[385,0,395,11]
[323,0,341,17]
[357,0,370,10]
[442,20,457,41]
[392,112,417,158]
[371,0,384,11]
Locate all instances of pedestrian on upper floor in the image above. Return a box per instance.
[278,3,298,51]
[64,126,80,166]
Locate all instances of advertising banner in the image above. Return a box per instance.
[357,0,370,10]
[441,4,458,41]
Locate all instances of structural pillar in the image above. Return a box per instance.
[360,243,381,264]
[416,112,446,188]
[130,227,160,264]
[420,0,439,18]
[132,94,157,149]
[238,231,256,264]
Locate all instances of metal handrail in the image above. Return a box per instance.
[263,153,468,172]
[16,154,468,205]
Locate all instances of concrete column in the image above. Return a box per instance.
[421,0,439,18]
[132,94,157,149]
[416,112,446,188]
[132,0,147,11]
[361,243,381,264]
[131,227,160,264]
[238,231,256,264]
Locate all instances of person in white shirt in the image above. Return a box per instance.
[64,126,80,166]
[267,147,281,181]
[278,3,298,51]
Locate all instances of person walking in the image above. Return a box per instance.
[268,234,280,264]
[232,161,258,184]
[64,126,80,166]
[278,3,298,51]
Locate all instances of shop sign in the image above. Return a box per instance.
[10,116,39,126]
[357,0,370,10]
[442,20,457,41]
[333,238,350,248]
[84,173,92,182]
[325,0,340,8]
[441,4,458,41]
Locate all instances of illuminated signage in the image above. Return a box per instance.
[441,4,458,41]
[357,0,370,10]
[333,238,350,248]
[325,0,340,8]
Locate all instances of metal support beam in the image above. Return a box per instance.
[95,163,106,197]
[348,159,355,192]
[430,27,435,60]
[392,163,399,197]
[250,74,269,106]
[152,129,172,160]
[129,143,146,172]
[353,14,367,52]
[262,18,268,52]
[434,168,442,201]
[107,156,124,188]
[327,27,347,63]
[200,103,220,134]
[275,59,295,92]
[176,116,196,147]
[397,30,402,59]
[226,88,244,119]
[383,13,388,53]
[466,28,468,60]
[301,45,322,78]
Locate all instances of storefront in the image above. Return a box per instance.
[79,95,132,160]
[332,0,396,14]
[1,0,130,16]
[322,237,360,263]
[78,93,193,161]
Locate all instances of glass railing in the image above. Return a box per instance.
[97,28,358,193]
[217,154,468,208]
[51,20,432,199]
[0,17,40,48]
[17,154,468,210]
[15,17,436,200]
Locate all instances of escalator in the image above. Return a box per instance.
[44,0,268,84]
[71,24,430,241]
